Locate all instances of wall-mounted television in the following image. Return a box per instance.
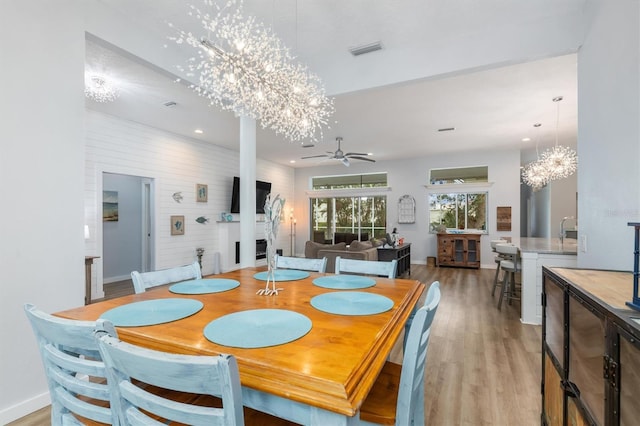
[230,176,272,214]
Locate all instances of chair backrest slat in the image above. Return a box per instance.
[95,319,244,426]
[396,285,441,425]
[335,256,397,279]
[131,261,201,293]
[24,304,116,425]
[275,255,327,272]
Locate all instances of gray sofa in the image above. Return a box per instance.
[304,240,380,273]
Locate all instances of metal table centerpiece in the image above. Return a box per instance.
[257,193,285,295]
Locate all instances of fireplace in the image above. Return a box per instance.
[235,239,268,264]
[256,239,267,260]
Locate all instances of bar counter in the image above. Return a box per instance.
[519,237,577,324]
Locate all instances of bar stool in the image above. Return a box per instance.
[490,239,508,296]
[495,243,520,310]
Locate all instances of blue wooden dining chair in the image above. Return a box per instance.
[24,304,117,425]
[403,281,440,354]
[131,260,201,294]
[95,319,245,425]
[356,284,441,425]
[335,257,398,279]
[275,254,328,272]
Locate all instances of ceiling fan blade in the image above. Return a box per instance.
[349,156,376,163]
[344,152,368,156]
[301,154,330,159]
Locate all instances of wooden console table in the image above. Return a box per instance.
[84,256,99,305]
[377,243,411,277]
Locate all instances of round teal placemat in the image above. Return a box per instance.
[100,299,203,327]
[313,275,376,290]
[253,269,310,281]
[169,278,240,294]
[310,292,394,316]
[204,309,312,348]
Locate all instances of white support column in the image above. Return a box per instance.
[240,116,257,268]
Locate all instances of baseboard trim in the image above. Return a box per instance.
[0,390,50,425]
[103,274,131,284]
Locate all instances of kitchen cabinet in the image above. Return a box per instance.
[436,233,481,268]
[542,267,640,426]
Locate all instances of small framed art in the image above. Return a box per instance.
[196,184,208,202]
[171,215,185,235]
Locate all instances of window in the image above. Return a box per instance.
[311,172,387,189]
[429,192,487,233]
[310,173,388,241]
[429,166,488,185]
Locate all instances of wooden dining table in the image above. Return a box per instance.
[55,267,424,425]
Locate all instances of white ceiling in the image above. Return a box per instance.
[84,0,588,168]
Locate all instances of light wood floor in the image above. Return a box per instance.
[10,265,541,425]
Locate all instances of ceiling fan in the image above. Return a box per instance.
[301,137,375,167]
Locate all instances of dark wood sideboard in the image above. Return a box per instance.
[377,243,411,277]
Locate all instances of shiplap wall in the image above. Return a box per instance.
[84,110,294,299]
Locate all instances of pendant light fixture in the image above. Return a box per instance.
[169,0,333,143]
[521,123,549,191]
[540,96,577,180]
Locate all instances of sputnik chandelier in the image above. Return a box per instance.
[540,96,578,180]
[84,74,120,103]
[521,123,549,191]
[169,0,333,142]
[522,96,578,190]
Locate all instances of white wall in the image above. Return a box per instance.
[0,1,86,423]
[577,0,640,270]
[294,148,521,268]
[85,110,294,298]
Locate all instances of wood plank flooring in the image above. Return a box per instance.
[10,265,541,425]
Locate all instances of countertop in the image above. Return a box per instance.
[519,237,578,255]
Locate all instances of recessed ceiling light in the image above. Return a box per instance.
[194,129,203,134]
[289,160,296,163]
[367,153,373,156]
[522,137,531,142]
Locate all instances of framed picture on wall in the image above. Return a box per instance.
[103,191,119,222]
[496,206,512,231]
[196,184,208,202]
[171,215,185,235]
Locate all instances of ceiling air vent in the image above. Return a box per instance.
[438,127,455,132]
[163,101,177,108]
[349,41,383,56]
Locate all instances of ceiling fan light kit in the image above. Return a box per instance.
[301,137,375,167]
